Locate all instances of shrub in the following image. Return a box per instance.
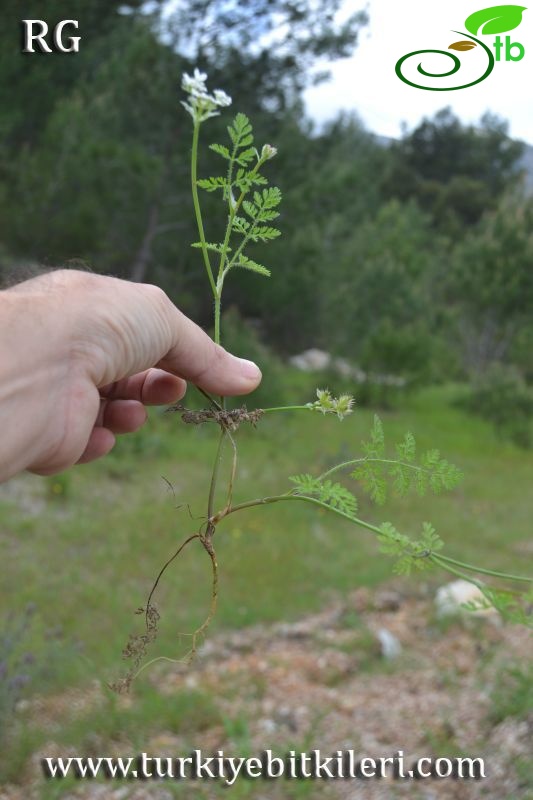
[460,364,533,448]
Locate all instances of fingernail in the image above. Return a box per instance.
[237,358,262,381]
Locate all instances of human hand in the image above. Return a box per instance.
[0,269,261,480]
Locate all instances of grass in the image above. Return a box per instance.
[0,383,530,690]
[0,382,531,792]
[488,662,533,725]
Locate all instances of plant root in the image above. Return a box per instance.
[109,530,219,694]
[167,404,264,432]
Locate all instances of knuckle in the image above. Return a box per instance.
[141,282,169,306]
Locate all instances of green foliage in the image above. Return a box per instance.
[463,584,533,627]
[488,662,533,725]
[289,474,358,517]
[360,320,434,386]
[195,109,282,296]
[377,521,444,576]
[228,112,254,149]
[449,196,533,377]
[385,107,524,233]
[287,412,461,577]
[352,415,463,505]
[458,364,533,448]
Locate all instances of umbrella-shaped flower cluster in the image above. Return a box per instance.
[181,68,232,123]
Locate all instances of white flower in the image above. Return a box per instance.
[180,70,232,124]
[213,89,232,107]
[181,68,207,96]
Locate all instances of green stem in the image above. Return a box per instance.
[319,457,431,482]
[191,121,216,297]
[214,293,222,345]
[429,554,487,592]
[261,405,314,414]
[221,491,383,537]
[220,493,532,589]
[435,553,532,584]
[207,430,227,521]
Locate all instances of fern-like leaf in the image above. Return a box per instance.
[197,176,227,192]
[289,475,358,518]
[235,255,271,277]
[191,242,230,254]
[352,462,387,505]
[250,225,281,242]
[227,113,253,148]
[209,143,230,160]
[364,415,385,458]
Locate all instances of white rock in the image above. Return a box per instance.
[376,628,402,659]
[288,348,331,371]
[435,579,497,618]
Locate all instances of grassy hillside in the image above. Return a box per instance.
[0,383,532,796]
[1,384,530,690]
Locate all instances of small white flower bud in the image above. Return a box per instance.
[261,144,278,160]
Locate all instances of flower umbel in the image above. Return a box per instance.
[307,389,355,420]
[181,69,232,123]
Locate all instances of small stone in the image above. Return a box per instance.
[376,628,402,659]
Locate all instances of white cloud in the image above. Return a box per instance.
[304,0,533,143]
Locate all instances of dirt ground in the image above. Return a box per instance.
[2,583,532,800]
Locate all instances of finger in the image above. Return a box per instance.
[76,427,116,465]
[100,399,147,434]
[100,369,187,405]
[158,308,262,396]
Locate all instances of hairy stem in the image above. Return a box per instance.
[191,120,216,297]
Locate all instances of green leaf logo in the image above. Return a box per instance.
[465,4,527,35]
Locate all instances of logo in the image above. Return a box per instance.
[395,4,526,90]
[21,19,80,53]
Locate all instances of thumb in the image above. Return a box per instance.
[157,306,262,396]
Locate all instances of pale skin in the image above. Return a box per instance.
[0,269,261,483]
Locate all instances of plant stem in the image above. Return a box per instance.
[191,120,216,297]
[220,156,268,274]
[434,553,532,583]
[214,292,221,345]
[218,491,383,537]
[207,429,226,521]
[219,493,532,589]
[215,155,268,344]
[262,405,314,414]
[319,457,432,482]
[429,554,486,592]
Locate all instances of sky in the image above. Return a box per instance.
[304,0,533,144]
